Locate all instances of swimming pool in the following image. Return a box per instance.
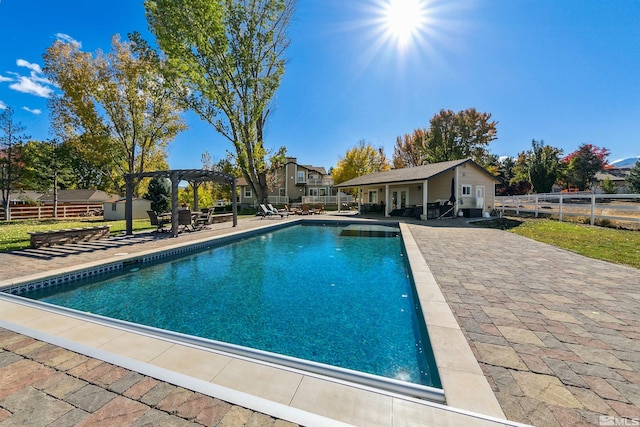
[9,222,442,397]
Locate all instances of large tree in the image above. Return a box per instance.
[564,143,609,191]
[332,140,390,185]
[145,0,295,205]
[392,128,428,168]
[425,108,497,164]
[43,35,185,195]
[0,108,28,221]
[527,139,564,193]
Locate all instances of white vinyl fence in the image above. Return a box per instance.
[495,193,640,226]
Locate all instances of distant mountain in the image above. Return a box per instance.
[610,156,640,169]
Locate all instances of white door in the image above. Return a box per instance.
[392,188,409,209]
[475,186,485,209]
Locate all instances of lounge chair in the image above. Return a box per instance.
[147,210,169,232]
[259,204,287,219]
[300,205,311,215]
[178,209,194,232]
[268,204,290,217]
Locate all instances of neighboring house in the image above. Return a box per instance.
[237,157,335,206]
[8,190,44,205]
[594,168,631,193]
[103,197,151,220]
[336,159,498,219]
[38,189,118,205]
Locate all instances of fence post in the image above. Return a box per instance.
[590,192,596,225]
[515,196,520,215]
[535,194,539,218]
[558,193,563,222]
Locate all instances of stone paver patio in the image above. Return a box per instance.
[0,214,638,426]
[408,222,640,426]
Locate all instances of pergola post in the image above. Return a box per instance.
[191,181,200,212]
[125,175,134,235]
[170,171,180,237]
[231,178,238,227]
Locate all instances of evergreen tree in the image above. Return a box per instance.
[528,140,563,193]
[145,176,171,214]
[627,160,640,194]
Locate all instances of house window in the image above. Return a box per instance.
[297,171,306,183]
[244,187,252,198]
[319,188,327,196]
[462,184,472,196]
[309,188,319,196]
[368,190,378,203]
[279,188,286,197]
[111,203,117,211]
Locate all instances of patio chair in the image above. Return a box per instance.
[194,209,213,229]
[147,210,169,232]
[178,209,194,232]
[268,204,290,217]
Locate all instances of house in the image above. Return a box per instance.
[336,159,498,219]
[237,157,335,207]
[103,197,151,220]
[594,168,631,193]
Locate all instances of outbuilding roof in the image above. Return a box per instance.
[336,159,497,187]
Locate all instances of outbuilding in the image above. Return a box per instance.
[103,197,151,221]
[336,159,498,219]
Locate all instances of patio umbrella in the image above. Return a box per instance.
[449,177,456,204]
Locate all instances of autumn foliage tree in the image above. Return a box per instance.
[425,108,497,164]
[563,143,610,191]
[145,0,295,205]
[43,35,186,196]
[332,140,390,185]
[0,108,28,220]
[392,128,428,168]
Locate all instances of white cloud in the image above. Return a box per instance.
[0,100,7,110]
[22,107,42,115]
[16,59,42,74]
[55,33,81,48]
[9,76,54,98]
[0,75,12,83]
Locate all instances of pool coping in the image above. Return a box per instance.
[0,217,519,426]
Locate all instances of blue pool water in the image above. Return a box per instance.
[26,223,440,387]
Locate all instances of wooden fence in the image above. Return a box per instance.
[495,193,640,227]
[0,204,104,221]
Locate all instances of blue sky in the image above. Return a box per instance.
[0,0,638,171]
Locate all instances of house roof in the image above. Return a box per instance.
[38,189,118,202]
[595,168,630,182]
[9,190,43,202]
[301,165,327,175]
[336,159,497,187]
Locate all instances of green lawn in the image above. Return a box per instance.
[0,219,154,251]
[474,217,640,269]
[2,217,639,270]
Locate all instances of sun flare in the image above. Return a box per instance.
[382,0,428,48]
